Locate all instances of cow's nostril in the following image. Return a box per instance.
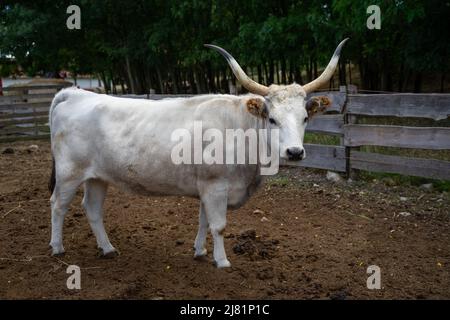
[287,147,304,160]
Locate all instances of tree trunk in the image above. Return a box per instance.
[263,63,269,85]
[170,67,179,94]
[207,63,215,92]
[111,76,117,95]
[339,60,346,86]
[313,60,318,79]
[156,66,164,94]
[188,70,196,94]
[101,72,110,94]
[275,62,280,84]
[125,55,136,94]
[194,68,204,93]
[307,58,313,82]
[348,62,352,85]
[294,64,303,85]
[413,72,422,93]
[120,79,125,95]
[280,57,287,84]
[257,65,263,84]
[288,60,294,83]
[269,60,274,84]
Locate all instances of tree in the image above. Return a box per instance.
[1,0,448,93]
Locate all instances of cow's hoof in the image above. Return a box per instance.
[49,244,65,256]
[99,249,119,259]
[193,248,207,259]
[216,259,231,268]
[52,251,66,257]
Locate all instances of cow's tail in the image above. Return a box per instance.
[48,87,75,195]
[49,156,56,194]
[48,87,74,131]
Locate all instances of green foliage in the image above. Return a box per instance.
[0,0,449,93]
[359,171,450,192]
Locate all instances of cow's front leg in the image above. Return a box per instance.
[193,202,208,258]
[199,180,230,268]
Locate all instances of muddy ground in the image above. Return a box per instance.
[0,140,449,299]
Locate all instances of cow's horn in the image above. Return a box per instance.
[205,44,270,96]
[302,38,349,94]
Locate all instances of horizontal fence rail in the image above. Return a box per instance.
[0,84,69,142]
[307,114,344,135]
[283,144,346,172]
[344,93,450,180]
[344,125,450,149]
[347,94,450,120]
[350,151,450,180]
[1,88,449,180]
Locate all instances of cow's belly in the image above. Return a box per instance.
[226,172,263,208]
[96,156,200,197]
[95,154,262,206]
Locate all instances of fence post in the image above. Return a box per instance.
[339,85,347,146]
[33,105,38,137]
[344,85,359,179]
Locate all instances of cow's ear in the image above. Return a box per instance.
[246,98,268,118]
[305,96,332,117]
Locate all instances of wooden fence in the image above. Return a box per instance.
[343,93,450,180]
[285,91,450,180]
[0,84,71,142]
[1,86,449,180]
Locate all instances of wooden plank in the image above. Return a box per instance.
[351,151,450,180]
[116,94,194,100]
[344,124,450,149]
[0,111,49,119]
[282,144,346,172]
[0,116,48,126]
[0,95,25,105]
[0,133,50,143]
[148,94,193,100]
[2,84,70,91]
[306,114,344,135]
[0,93,55,105]
[114,94,149,99]
[20,93,56,100]
[0,125,49,135]
[307,91,347,113]
[347,94,450,120]
[0,102,51,111]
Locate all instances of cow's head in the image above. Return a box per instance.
[205,39,347,161]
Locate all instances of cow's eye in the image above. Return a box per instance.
[269,118,277,125]
[304,117,309,124]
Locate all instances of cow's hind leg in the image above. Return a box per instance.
[49,179,80,256]
[82,179,116,257]
[199,180,230,268]
[193,202,208,258]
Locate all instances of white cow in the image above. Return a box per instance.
[48,39,348,268]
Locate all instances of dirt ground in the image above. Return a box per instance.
[0,140,449,299]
